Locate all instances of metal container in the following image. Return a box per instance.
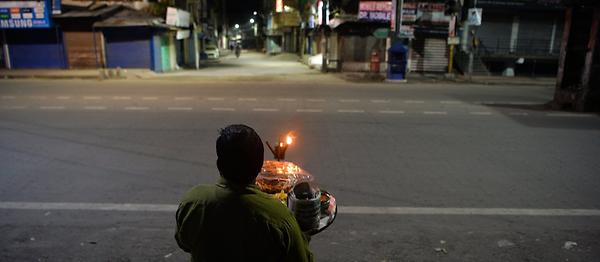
[287,182,321,232]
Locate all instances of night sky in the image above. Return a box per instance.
[225,0,262,27]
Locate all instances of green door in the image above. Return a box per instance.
[160,35,171,71]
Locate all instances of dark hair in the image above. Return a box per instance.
[216,124,264,185]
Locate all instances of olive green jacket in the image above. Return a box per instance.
[175,179,314,262]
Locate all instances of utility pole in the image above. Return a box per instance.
[321,0,328,73]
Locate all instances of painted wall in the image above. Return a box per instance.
[6,28,67,69]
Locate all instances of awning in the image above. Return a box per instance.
[331,18,389,36]
[93,8,175,30]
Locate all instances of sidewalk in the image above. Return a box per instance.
[0,64,556,86]
[0,68,157,80]
[337,72,556,86]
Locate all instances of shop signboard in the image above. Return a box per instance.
[358,1,392,22]
[373,28,389,39]
[477,0,562,10]
[467,8,482,26]
[447,36,460,45]
[402,3,417,23]
[0,0,51,29]
[416,3,450,24]
[398,25,414,38]
[52,0,60,14]
[166,7,190,28]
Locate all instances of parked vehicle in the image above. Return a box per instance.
[205,44,220,60]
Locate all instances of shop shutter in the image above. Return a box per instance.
[64,31,103,69]
[517,14,556,55]
[6,29,66,69]
[410,38,447,72]
[476,14,513,54]
[104,29,151,69]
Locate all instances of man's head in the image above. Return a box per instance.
[216,124,264,185]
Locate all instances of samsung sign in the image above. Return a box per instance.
[0,0,52,29]
[358,1,392,22]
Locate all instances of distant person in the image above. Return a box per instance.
[235,43,241,58]
[175,124,313,262]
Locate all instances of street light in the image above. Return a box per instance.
[250,18,255,24]
[234,24,240,29]
[253,11,257,15]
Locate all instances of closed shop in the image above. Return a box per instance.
[476,15,513,54]
[6,28,66,69]
[64,31,103,69]
[103,28,152,69]
[517,13,563,55]
[410,37,447,72]
[339,35,386,72]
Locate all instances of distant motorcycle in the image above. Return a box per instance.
[234,46,241,58]
[257,133,337,235]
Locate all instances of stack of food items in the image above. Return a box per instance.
[257,159,337,234]
[256,160,313,201]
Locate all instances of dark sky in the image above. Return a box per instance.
[225,0,262,27]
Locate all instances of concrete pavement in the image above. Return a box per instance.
[0,51,557,86]
[1,79,599,261]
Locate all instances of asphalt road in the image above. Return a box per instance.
[1,78,599,261]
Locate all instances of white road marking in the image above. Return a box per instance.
[508,101,539,105]
[277,98,296,102]
[142,97,158,100]
[113,96,132,100]
[167,107,193,111]
[238,97,257,101]
[404,100,425,104]
[56,96,71,100]
[509,112,529,116]
[30,96,47,100]
[40,106,65,110]
[0,202,176,212]
[3,202,600,217]
[307,98,326,102]
[378,110,405,114]
[440,100,461,104]
[296,109,323,113]
[206,97,225,101]
[2,106,26,109]
[546,113,595,118]
[1,96,16,99]
[212,107,235,111]
[84,106,107,110]
[371,99,390,103]
[469,112,493,115]
[424,111,447,115]
[124,106,149,111]
[340,99,360,103]
[83,96,102,100]
[252,108,279,112]
[174,97,194,101]
[339,206,600,216]
[338,109,365,113]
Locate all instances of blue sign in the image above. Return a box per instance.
[0,1,52,29]
[52,0,61,15]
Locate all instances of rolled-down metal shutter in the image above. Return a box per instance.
[7,28,66,69]
[104,29,151,69]
[64,31,103,69]
[410,38,447,72]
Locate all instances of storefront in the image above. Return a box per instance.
[94,7,176,72]
[1,0,66,69]
[5,28,67,69]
